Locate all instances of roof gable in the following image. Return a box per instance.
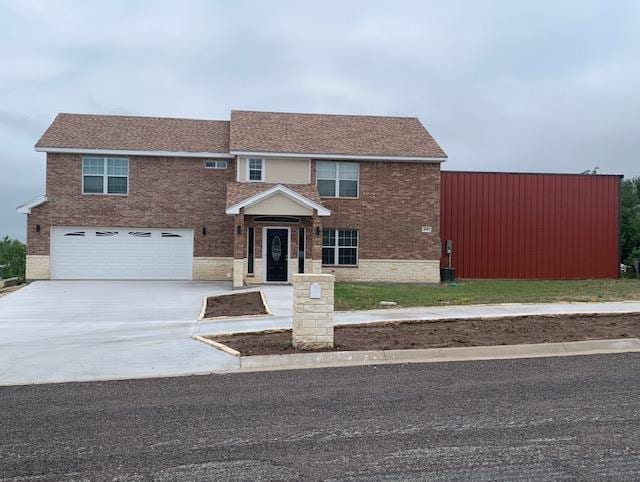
[226,184,330,216]
[230,110,446,159]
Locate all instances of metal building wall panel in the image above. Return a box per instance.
[440,171,621,279]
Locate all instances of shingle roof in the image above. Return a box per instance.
[229,110,446,158]
[35,113,230,153]
[226,182,324,209]
[35,110,447,159]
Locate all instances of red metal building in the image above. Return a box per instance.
[440,171,621,279]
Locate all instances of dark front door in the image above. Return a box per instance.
[266,229,288,282]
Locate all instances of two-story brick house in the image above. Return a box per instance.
[18,110,446,286]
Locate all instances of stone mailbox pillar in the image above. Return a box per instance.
[292,273,335,349]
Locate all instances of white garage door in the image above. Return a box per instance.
[51,227,194,280]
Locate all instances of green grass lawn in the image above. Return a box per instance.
[334,279,640,311]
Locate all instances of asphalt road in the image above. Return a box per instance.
[2,354,640,481]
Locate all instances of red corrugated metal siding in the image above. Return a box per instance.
[440,172,621,279]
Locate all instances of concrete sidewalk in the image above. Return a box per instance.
[196,300,640,336]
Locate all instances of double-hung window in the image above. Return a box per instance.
[82,157,129,194]
[322,229,358,266]
[317,161,359,198]
[248,158,264,181]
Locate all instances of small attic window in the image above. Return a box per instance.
[204,160,228,169]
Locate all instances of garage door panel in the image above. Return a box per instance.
[51,227,194,280]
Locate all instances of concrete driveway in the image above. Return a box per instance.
[0,281,292,385]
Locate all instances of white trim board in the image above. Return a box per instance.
[35,147,234,159]
[226,184,331,216]
[37,148,446,162]
[230,150,447,162]
[16,195,47,214]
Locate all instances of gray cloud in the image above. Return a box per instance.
[1,0,639,241]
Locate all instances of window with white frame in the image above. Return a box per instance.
[82,157,129,194]
[316,161,359,198]
[248,158,264,181]
[204,159,228,169]
[322,229,358,265]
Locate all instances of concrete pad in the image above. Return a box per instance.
[0,281,292,385]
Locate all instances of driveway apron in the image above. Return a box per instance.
[0,281,292,385]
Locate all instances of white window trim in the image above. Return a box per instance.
[322,228,359,266]
[317,161,360,198]
[81,156,129,196]
[246,158,265,182]
[204,159,228,169]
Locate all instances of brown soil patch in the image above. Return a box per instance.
[0,284,24,299]
[207,312,640,355]
[202,291,268,319]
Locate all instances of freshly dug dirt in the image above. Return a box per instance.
[207,312,640,355]
[202,291,268,319]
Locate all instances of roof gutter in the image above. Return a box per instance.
[35,147,234,159]
[230,150,447,162]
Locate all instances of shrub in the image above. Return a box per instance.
[0,237,26,281]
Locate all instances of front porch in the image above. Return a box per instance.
[226,183,330,287]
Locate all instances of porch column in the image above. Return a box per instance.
[233,213,245,288]
[310,215,323,274]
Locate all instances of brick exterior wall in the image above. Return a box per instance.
[315,160,441,261]
[27,153,235,257]
[25,153,441,282]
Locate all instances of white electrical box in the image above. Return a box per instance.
[421,226,433,233]
[310,283,321,299]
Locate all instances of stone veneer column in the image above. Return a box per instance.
[233,214,245,288]
[292,273,334,349]
[310,215,323,274]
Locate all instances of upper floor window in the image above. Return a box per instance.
[317,161,359,198]
[82,157,129,195]
[204,159,228,169]
[248,158,264,181]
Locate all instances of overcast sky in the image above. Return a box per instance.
[1,0,639,241]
